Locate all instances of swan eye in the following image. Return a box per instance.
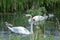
[33,19,35,21]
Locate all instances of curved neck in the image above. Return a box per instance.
[31,21,33,34]
[30,16,33,34]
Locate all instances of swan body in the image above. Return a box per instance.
[28,14,54,25]
[8,26,30,34]
[32,16,48,21]
[5,22,31,35]
[28,15,48,25]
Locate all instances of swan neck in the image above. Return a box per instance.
[30,18,33,34]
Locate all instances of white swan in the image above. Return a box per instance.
[28,15,48,25]
[5,22,31,34]
[28,14,54,25]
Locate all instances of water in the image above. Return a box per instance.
[0,31,30,40]
[45,31,60,40]
[0,31,60,40]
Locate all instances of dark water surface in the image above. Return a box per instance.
[0,31,60,40]
[0,31,30,40]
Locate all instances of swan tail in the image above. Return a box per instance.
[8,27,12,30]
[7,27,13,31]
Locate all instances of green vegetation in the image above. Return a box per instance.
[0,0,60,40]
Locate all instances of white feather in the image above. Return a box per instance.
[28,15,48,25]
[5,21,33,35]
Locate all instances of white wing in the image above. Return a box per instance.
[12,26,30,34]
[5,22,31,34]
